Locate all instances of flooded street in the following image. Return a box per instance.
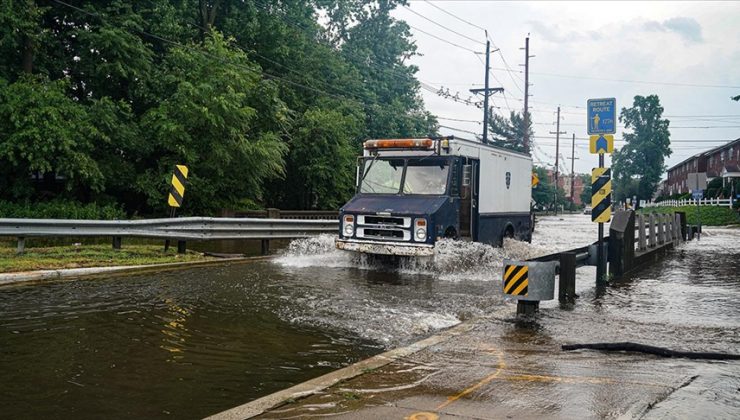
[1,215,738,419]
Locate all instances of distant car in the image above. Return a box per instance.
[583,206,592,215]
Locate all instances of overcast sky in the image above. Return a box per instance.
[393,1,740,175]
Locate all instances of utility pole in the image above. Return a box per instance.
[549,106,566,214]
[522,36,532,153]
[470,33,503,144]
[568,133,579,207]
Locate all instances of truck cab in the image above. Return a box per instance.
[336,137,532,257]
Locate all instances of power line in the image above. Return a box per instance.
[437,116,482,124]
[402,5,485,46]
[491,67,740,89]
[422,0,486,31]
[407,24,483,53]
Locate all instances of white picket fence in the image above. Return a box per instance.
[647,198,733,208]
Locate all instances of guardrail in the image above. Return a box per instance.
[0,217,339,255]
[230,208,340,220]
[646,198,733,208]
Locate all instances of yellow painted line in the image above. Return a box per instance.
[406,412,439,420]
[504,264,517,279]
[436,348,505,410]
[511,279,528,296]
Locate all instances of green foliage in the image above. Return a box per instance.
[0,1,435,215]
[0,75,106,198]
[0,200,125,219]
[641,206,739,226]
[531,166,568,211]
[580,174,592,208]
[488,111,533,154]
[140,32,286,214]
[613,95,671,202]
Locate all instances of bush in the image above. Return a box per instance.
[0,200,126,219]
[640,205,739,226]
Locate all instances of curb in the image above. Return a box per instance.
[205,319,480,420]
[0,256,271,287]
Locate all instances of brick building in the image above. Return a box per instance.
[664,138,740,195]
[545,170,587,206]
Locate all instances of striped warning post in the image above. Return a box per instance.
[167,165,189,208]
[591,167,611,223]
[503,264,529,296]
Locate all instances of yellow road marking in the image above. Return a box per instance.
[406,412,439,420]
[436,348,505,410]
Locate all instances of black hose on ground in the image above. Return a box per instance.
[562,342,740,360]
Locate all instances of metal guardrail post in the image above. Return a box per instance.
[177,240,186,254]
[608,210,635,279]
[112,236,122,250]
[17,237,25,255]
[559,252,577,303]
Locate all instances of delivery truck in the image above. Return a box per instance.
[335,136,533,256]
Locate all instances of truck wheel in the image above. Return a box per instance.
[444,226,457,239]
[504,226,514,239]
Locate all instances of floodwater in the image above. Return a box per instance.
[0,214,738,419]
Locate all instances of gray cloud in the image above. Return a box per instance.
[643,17,703,43]
[527,21,603,43]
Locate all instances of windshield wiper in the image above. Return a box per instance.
[359,154,378,185]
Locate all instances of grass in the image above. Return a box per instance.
[640,205,740,226]
[0,244,212,273]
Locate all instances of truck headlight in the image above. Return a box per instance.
[343,215,354,237]
[415,218,427,241]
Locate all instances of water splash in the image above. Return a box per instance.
[275,235,548,282]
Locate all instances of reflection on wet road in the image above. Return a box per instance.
[1,215,738,419]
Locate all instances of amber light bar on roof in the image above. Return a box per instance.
[363,138,434,150]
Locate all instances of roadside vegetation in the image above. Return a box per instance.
[0,1,436,216]
[640,206,740,226]
[0,243,210,273]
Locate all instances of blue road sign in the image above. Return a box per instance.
[692,190,703,200]
[587,98,616,135]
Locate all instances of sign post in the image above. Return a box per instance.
[588,98,616,283]
[165,165,189,251]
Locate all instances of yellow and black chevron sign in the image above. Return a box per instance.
[167,165,189,208]
[503,264,529,296]
[591,167,611,223]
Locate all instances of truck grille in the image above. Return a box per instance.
[363,229,404,239]
[364,216,405,226]
[355,214,412,242]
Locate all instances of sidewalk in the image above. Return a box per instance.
[216,288,739,419]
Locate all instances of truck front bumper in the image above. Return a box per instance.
[335,238,434,257]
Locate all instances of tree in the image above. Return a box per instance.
[612,95,671,202]
[531,166,568,211]
[487,111,532,154]
[579,174,592,208]
[139,32,286,214]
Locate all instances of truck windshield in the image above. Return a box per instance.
[403,159,449,195]
[359,158,449,195]
[359,158,404,194]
